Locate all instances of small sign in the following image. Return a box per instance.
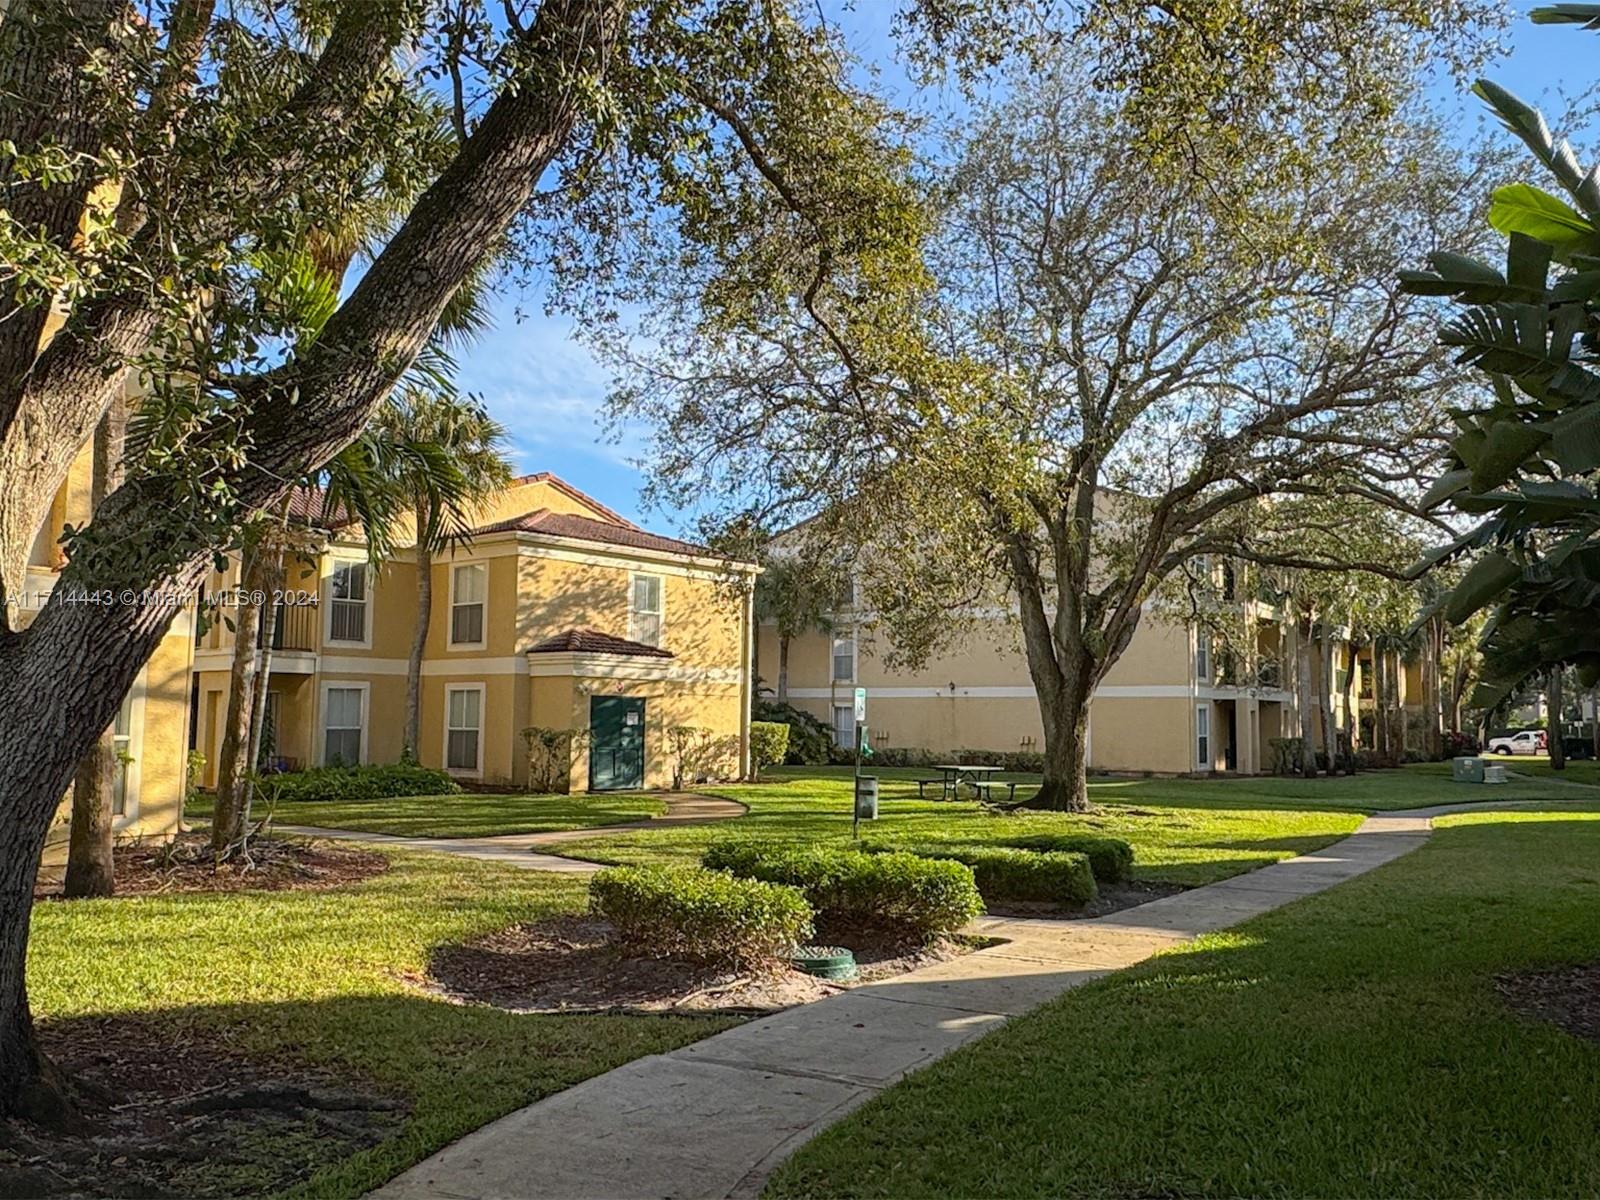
[853,687,867,722]
[624,711,641,726]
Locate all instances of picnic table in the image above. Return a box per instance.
[919,764,1004,802]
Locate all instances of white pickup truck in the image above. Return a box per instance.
[1486,729,1546,756]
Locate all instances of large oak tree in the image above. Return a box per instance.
[610,63,1503,811]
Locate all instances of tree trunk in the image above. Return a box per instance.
[1296,617,1318,778]
[1592,687,1599,761]
[1318,627,1335,776]
[777,634,790,702]
[1431,621,1444,757]
[63,738,117,899]
[1027,682,1091,812]
[405,525,433,760]
[0,798,92,1127]
[1550,667,1566,771]
[1342,636,1359,772]
[242,519,289,826]
[210,533,268,854]
[63,398,126,898]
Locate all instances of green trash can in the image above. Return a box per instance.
[1452,756,1486,783]
[854,776,879,820]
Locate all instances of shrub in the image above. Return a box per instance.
[588,865,813,968]
[272,763,461,804]
[749,721,791,780]
[1000,750,1046,773]
[754,701,834,765]
[998,832,1134,884]
[1443,730,1480,757]
[702,840,983,939]
[873,746,943,768]
[862,840,1094,905]
[520,725,587,793]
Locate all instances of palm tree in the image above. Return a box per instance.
[372,390,511,761]
[754,555,838,702]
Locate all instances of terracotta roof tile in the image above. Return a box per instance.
[527,628,674,658]
[474,508,714,558]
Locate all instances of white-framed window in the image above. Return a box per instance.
[833,704,856,751]
[630,573,663,647]
[449,561,487,649]
[110,684,143,819]
[326,560,370,646]
[1196,704,1211,768]
[444,683,485,775]
[832,633,855,683]
[1196,632,1210,681]
[321,682,368,766]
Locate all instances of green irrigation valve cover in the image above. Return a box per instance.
[790,945,858,981]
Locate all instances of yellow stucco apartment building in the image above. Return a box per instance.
[764,564,1420,777]
[24,288,195,867]
[193,475,758,793]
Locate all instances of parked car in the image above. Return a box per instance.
[1486,729,1547,755]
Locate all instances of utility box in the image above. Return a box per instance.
[1484,764,1508,784]
[1452,756,1486,783]
[854,776,879,820]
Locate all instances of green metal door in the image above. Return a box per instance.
[589,696,645,791]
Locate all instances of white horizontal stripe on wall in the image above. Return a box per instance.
[785,684,1198,701]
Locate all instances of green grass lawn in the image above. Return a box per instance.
[186,790,666,838]
[1408,756,1600,788]
[551,766,1595,886]
[766,809,1600,1198]
[28,849,731,1197]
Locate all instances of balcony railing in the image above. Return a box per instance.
[271,604,317,652]
[1216,657,1284,690]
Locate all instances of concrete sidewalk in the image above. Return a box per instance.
[276,792,747,876]
[370,809,1447,1200]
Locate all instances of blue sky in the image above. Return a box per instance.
[453,2,1595,531]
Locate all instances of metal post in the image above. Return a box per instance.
[853,722,864,839]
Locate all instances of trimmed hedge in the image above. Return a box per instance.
[589,865,813,968]
[749,721,791,779]
[998,833,1134,884]
[861,840,1095,906]
[702,840,984,939]
[753,701,835,765]
[268,763,462,804]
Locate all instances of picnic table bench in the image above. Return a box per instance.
[916,764,1006,802]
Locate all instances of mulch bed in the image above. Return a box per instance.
[0,1016,408,1198]
[985,879,1188,920]
[1498,961,1600,1045]
[35,831,388,899]
[425,915,973,1015]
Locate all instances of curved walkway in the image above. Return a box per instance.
[368,797,1599,1200]
[276,791,747,876]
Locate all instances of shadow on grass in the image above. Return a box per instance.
[27,992,732,1199]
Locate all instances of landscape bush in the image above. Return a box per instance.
[873,746,943,768]
[749,721,791,780]
[861,839,1095,905]
[872,747,1044,773]
[754,701,835,765]
[271,763,461,804]
[588,865,813,968]
[996,832,1134,884]
[702,840,984,939]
